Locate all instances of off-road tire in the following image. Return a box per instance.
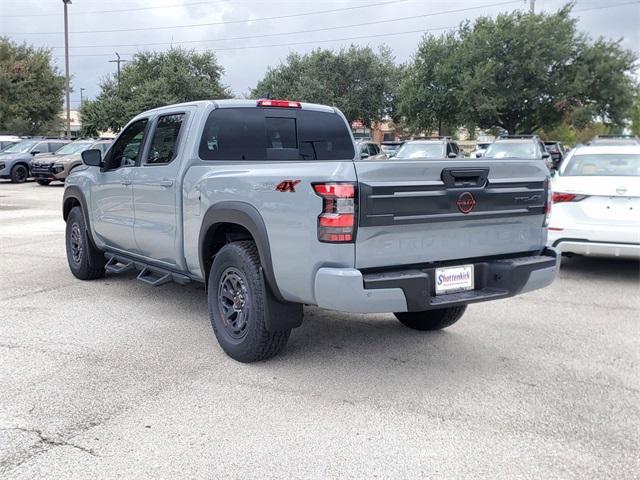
[208,241,290,363]
[65,206,105,280]
[37,180,51,186]
[10,164,29,183]
[394,305,467,331]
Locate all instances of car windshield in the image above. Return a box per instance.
[55,142,92,155]
[484,142,538,159]
[562,153,640,177]
[395,143,443,159]
[1,140,39,154]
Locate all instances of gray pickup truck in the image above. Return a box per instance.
[63,99,559,362]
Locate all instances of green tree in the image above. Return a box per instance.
[252,46,399,126]
[629,86,640,137]
[397,32,462,135]
[0,37,65,135]
[81,47,231,134]
[415,5,638,134]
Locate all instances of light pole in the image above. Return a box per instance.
[80,87,85,107]
[63,0,72,139]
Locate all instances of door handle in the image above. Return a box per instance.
[159,179,174,187]
[121,179,132,186]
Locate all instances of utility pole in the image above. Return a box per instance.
[109,52,127,90]
[529,0,535,13]
[62,0,72,139]
[80,87,85,107]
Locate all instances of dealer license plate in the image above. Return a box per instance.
[435,265,475,295]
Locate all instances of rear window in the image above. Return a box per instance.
[395,142,444,159]
[484,142,538,159]
[199,108,354,161]
[562,153,640,177]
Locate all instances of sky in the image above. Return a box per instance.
[1,0,638,111]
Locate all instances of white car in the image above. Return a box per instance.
[548,144,640,258]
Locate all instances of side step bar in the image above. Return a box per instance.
[104,252,191,286]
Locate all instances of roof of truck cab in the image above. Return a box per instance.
[140,99,337,115]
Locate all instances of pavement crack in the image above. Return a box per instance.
[1,426,98,462]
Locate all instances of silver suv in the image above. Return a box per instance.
[0,138,69,183]
[63,99,559,362]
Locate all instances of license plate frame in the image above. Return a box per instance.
[435,264,475,295]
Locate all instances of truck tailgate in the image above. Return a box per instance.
[354,159,549,269]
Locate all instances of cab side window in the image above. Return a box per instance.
[106,119,148,170]
[146,114,185,164]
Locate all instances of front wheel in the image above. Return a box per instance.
[208,241,290,363]
[65,206,105,280]
[10,164,29,183]
[394,305,467,331]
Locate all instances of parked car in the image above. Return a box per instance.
[548,144,640,259]
[394,137,462,159]
[543,141,565,169]
[31,139,112,185]
[356,140,386,160]
[380,141,404,158]
[590,135,640,146]
[0,135,22,151]
[484,135,550,165]
[63,99,558,362]
[471,142,491,158]
[0,138,69,183]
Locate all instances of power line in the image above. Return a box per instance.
[4,0,410,35]
[2,0,233,17]
[59,26,457,58]
[573,0,640,12]
[50,1,522,50]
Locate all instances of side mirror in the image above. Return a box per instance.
[476,152,483,158]
[447,152,457,158]
[360,152,369,159]
[82,149,103,167]
[542,152,550,159]
[31,151,40,156]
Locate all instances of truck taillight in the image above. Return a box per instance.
[544,177,552,227]
[313,183,356,243]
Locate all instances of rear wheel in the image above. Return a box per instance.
[65,206,105,280]
[394,305,467,331]
[37,179,50,186]
[10,164,29,183]
[208,240,290,363]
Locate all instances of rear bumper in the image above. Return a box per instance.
[551,239,640,259]
[314,248,559,313]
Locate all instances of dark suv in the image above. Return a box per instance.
[543,141,565,169]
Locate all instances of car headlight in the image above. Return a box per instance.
[52,164,64,174]
[0,162,5,170]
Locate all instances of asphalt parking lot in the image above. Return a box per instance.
[1,181,638,479]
